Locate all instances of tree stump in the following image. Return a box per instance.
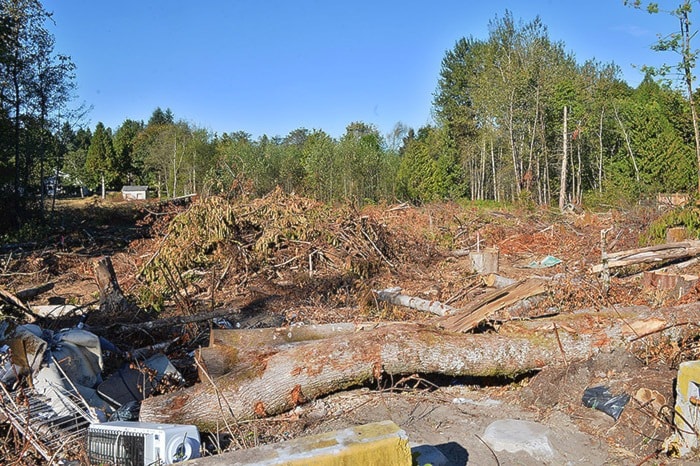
[93,256,135,315]
[642,271,699,300]
[469,248,499,274]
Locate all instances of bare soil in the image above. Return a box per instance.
[2,193,700,465]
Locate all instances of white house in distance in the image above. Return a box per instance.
[121,185,149,200]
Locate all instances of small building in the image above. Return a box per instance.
[121,185,149,200]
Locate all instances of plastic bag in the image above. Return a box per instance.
[582,386,630,420]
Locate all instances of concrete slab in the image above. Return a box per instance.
[481,419,554,460]
[183,420,411,465]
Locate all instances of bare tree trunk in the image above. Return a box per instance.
[508,93,522,197]
[613,104,640,183]
[559,106,569,212]
[598,107,605,192]
[490,138,498,202]
[576,143,582,204]
[140,322,570,428]
[680,11,700,195]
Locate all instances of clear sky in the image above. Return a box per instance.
[41,0,680,140]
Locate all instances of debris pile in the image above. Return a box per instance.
[2,195,700,463]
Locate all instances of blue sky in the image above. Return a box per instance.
[42,0,679,139]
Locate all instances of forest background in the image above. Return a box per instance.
[1,0,699,236]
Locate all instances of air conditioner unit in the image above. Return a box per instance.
[87,421,200,465]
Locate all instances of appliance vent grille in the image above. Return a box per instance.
[87,428,146,466]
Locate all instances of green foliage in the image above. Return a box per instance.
[141,196,239,298]
[5,4,700,221]
[640,206,700,244]
[85,122,119,193]
[397,125,463,202]
[0,0,76,227]
[581,187,639,210]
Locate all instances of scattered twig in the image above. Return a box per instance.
[361,229,394,268]
[475,433,500,466]
[193,356,245,449]
[553,323,568,366]
[0,268,48,277]
[137,232,170,278]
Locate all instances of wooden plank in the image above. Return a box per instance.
[435,278,547,333]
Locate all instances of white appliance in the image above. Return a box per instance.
[87,421,200,465]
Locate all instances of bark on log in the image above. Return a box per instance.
[482,274,517,289]
[0,287,39,321]
[373,287,457,316]
[198,323,386,378]
[93,256,135,315]
[589,241,700,273]
[642,271,699,299]
[140,302,700,430]
[141,322,568,428]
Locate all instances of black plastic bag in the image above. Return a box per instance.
[582,386,630,420]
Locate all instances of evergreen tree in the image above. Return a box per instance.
[85,122,117,198]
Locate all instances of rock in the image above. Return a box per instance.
[482,419,554,460]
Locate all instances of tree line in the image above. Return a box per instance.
[2,1,699,235]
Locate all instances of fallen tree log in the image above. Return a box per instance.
[642,271,699,300]
[0,287,40,321]
[589,240,700,274]
[373,287,457,316]
[140,302,700,429]
[143,302,700,428]
[141,322,566,428]
[198,323,387,378]
[15,282,54,301]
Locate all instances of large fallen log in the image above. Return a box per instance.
[15,282,54,301]
[198,323,386,378]
[139,302,700,429]
[589,240,700,274]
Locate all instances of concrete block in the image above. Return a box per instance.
[665,360,700,456]
[183,420,412,465]
[482,419,554,460]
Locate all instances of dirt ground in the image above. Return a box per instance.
[2,193,700,464]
